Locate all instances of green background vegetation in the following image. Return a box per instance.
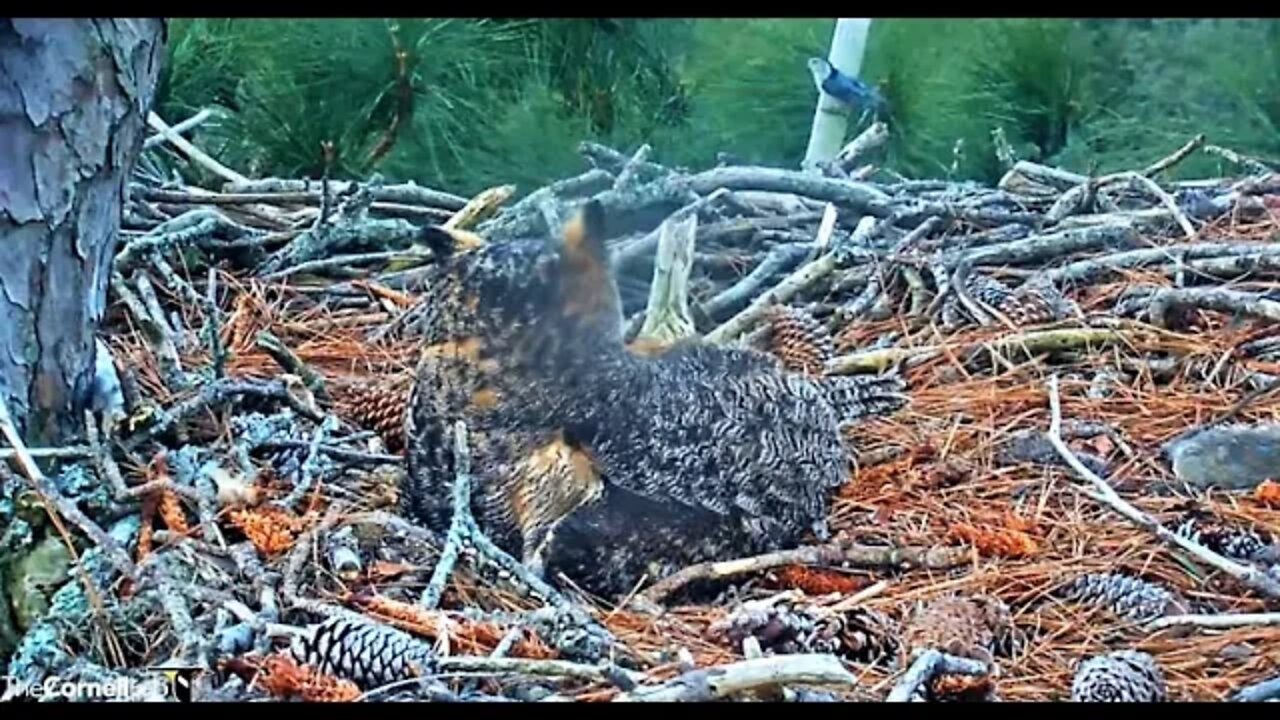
[156,18,1280,196]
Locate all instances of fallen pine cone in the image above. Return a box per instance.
[768,305,834,375]
[1070,650,1167,702]
[233,412,323,481]
[288,616,437,689]
[332,376,411,453]
[941,271,1015,329]
[1173,510,1277,563]
[941,270,1072,330]
[901,595,1013,665]
[708,594,843,656]
[1004,275,1074,326]
[708,593,898,662]
[1056,572,1191,622]
[837,607,899,664]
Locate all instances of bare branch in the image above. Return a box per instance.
[1043,375,1280,600]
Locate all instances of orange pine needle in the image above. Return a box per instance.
[137,493,158,562]
[349,279,418,309]
[1255,480,1280,507]
[147,451,192,536]
[256,653,361,702]
[157,488,191,536]
[1003,509,1040,534]
[771,565,866,595]
[348,591,454,638]
[227,506,305,556]
[947,523,1039,559]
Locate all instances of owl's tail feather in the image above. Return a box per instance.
[819,373,909,426]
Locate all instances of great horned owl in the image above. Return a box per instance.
[400,200,908,598]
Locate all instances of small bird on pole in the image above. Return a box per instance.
[801,18,873,172]
[806,57,887,125]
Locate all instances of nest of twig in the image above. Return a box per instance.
[2,118,1279,703]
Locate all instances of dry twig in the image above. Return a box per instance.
[1043,375,1280,600]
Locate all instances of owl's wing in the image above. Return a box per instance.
[588,351,847,541]
[820,373,909,428]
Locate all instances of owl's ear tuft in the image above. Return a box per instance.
[560,200,607,268]
[556,200,618,321]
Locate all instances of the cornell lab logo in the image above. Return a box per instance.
[152,665,200,702]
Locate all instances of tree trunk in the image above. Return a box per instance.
[801,19,872,172]
[0,19,166,446]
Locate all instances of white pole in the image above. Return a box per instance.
[801,19,873,172]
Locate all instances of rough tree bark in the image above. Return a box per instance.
[0,19,166,445]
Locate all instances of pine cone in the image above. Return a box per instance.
[1057,573,1190,622]
[1071,650,1167,702]
[524,606,611,662]
[768,305,835,376]
[941,271,1073,329]
[966,272,1016,309]
[1004,277,1072,326]
[901,595,1012,665]
[333,377,411,453]
[708,597,842,656]
[1174,511,1278,563]
[289,616,436,689]
[838,607,900,664]
[941,272,1014,329]
[232,412,313,481]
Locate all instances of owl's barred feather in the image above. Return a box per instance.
[400,201,908,598]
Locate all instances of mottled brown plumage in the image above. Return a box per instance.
[400,201,908,597]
